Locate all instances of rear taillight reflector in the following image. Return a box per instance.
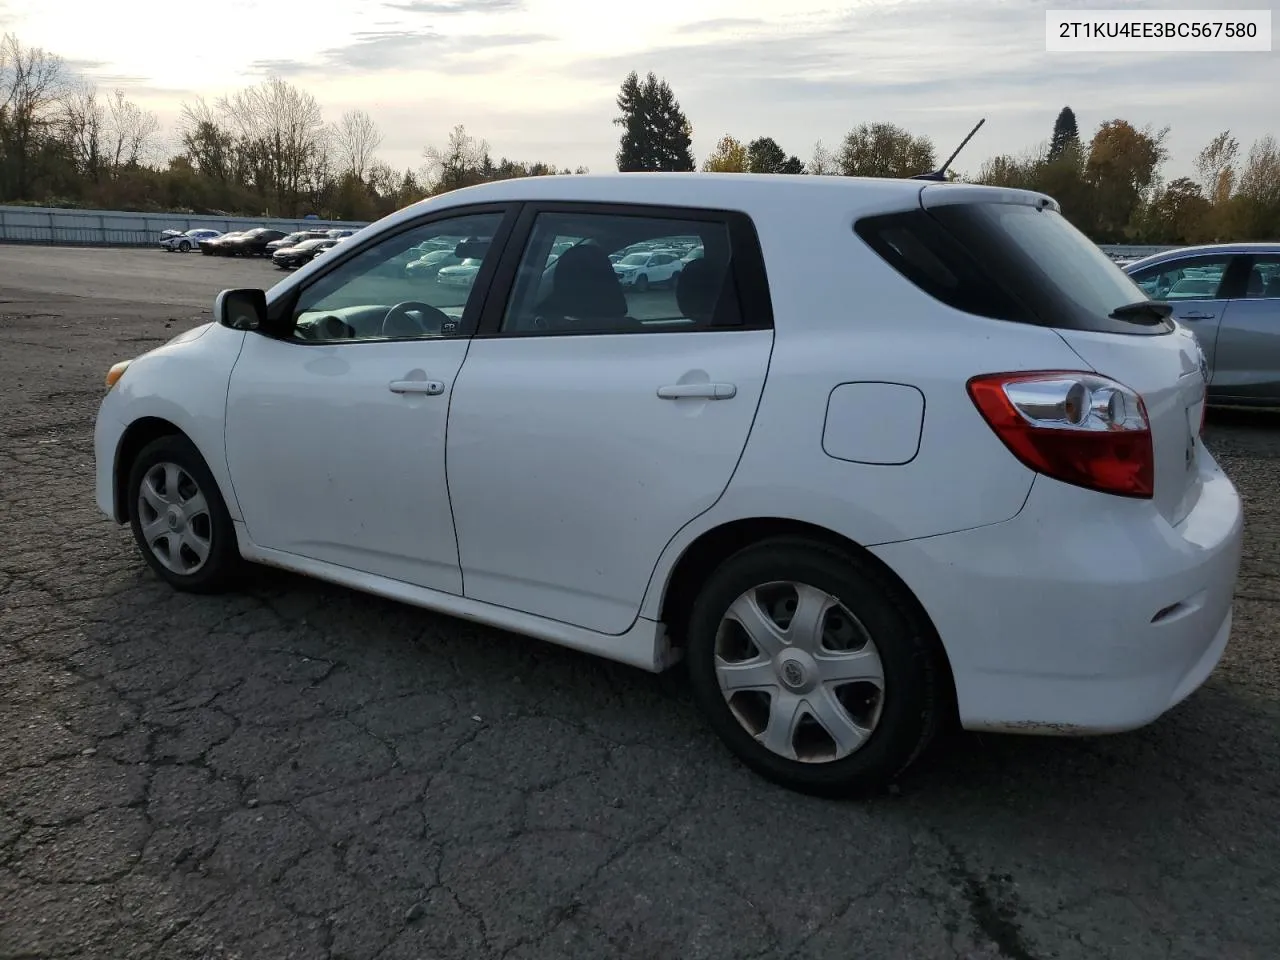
[968,371,1154,499]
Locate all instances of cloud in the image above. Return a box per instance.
[383,0,523,12]
[252,29,553,76]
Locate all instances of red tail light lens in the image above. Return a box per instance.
[968,371,1154,499]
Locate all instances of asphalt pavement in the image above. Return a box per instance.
[1,246,1278,960]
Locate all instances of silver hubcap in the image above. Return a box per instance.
[136,462,212,575]
[714,581,885,764]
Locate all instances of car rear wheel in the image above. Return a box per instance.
[127,435,242,594]
[685,537,945,797]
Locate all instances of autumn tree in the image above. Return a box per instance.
[836,122,935,178]
[1228,135,1280,240]
[702,134,748,172]
[1138,177,1212,244]
[613,71,695,172]
[1083,119,1169,240]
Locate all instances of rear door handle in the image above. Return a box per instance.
[389,379,445,395]
[656,382,737,400]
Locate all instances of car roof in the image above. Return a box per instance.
[373,173,1053,235]
[1125,242,1280,271]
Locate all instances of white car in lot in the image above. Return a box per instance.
[159,228,221,253]
[612,248,683,290]
[94,173,1243,796]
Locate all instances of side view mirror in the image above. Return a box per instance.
[214,288,268,332]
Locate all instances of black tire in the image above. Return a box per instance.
[635,274,649,292]
[126,434,242,594]
[178,240,191,253]
[684,537,946,798]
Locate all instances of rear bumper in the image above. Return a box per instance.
[872,449,1245,734]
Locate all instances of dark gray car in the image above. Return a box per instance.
[1125,242,1280,406]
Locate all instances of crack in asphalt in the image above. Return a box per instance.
[3,257,1280,959]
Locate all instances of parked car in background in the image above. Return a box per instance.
[436,257,485,289]
[1125,242,1280,406]
[200,232,244,256]
[222,228,289,257]
[160,229,221,253]
[327,229,357,240]
[272,237,341,269]
[405,247,464,279]
[612,248,684,290]
[267,231,329,255]
[93,173,1243,797]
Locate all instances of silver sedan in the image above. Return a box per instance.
[1125,242,1280,406]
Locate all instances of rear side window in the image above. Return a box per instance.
[855,209,1030,322]
[856,202,1172,336]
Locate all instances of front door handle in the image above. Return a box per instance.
[656,382,737,400]
[1179,312,1216,321]
[389,379,445,395]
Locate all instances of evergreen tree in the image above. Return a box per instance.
[1049,106,1081,161]
[613,71,695,172]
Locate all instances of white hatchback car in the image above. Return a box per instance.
[94,173,1244,796]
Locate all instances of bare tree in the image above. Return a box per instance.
[217,76,327,215]
[104,89,161,169]
[177,96,238,181]
[807,139,836,175]
[422,123,489,193]
[60,79,106,180]
[0,32,67,198]
[331,108,382,181]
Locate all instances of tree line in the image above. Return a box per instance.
[2,32,1276,243]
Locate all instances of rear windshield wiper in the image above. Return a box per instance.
[1109,300,1173,324]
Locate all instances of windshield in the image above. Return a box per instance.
[618,253,649,266]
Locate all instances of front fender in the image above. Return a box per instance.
[107,323,248,521]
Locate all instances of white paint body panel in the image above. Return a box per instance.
[224,334,469,594]
[91,173,1245,738]
[446,330,773,635]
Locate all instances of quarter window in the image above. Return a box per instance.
[289,211,505,342]
[1242,256,1280,299]
[498,212,744,335]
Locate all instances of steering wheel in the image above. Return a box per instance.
[382,301,452,338]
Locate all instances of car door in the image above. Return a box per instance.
[1210,253,1280,402]
[223,204,517,594]
[446,202,775,635]
[1128,252,1237,374]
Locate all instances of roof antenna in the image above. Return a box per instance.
[912,118,985,182]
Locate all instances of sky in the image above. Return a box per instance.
[2,0,1277,181]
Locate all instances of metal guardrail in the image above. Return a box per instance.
[0,204,369,247]
[0,203,1185,258]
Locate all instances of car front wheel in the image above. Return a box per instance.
[684,537,946,797]
[126,435,242,594]
[178,240,191,252]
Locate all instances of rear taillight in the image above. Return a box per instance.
[968,371,1154,499]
